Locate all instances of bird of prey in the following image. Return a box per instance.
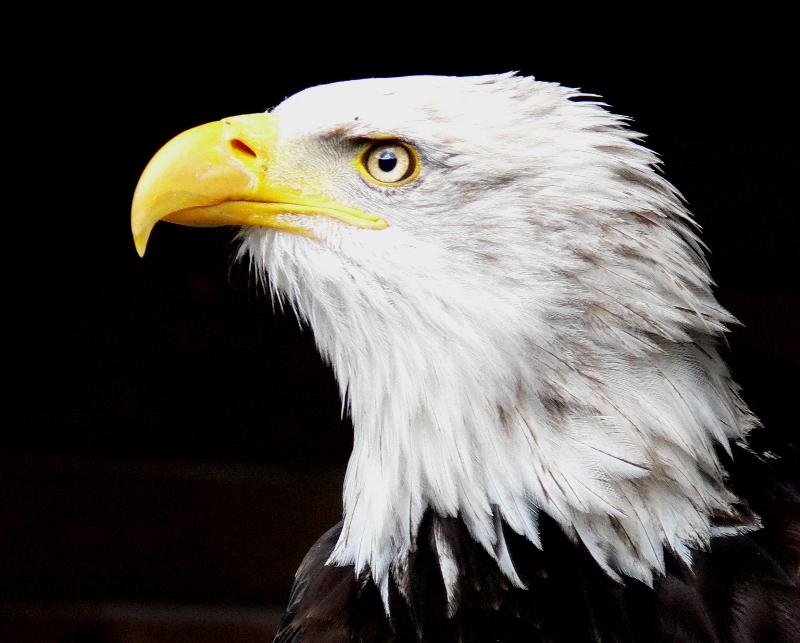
[131,74,799,642]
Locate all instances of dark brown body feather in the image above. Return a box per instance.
[275,442,799,643]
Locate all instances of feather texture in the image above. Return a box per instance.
[276,439,799,642]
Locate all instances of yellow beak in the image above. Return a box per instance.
[131,113,387,256]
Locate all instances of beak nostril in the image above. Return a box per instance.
[230,139,257,159]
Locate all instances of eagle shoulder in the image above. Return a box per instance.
[276,475,799,643]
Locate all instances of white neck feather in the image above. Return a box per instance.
[241,217,756,605]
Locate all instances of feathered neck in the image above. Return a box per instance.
[240,219,757,608]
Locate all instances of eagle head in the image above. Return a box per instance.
[132,74,758,605]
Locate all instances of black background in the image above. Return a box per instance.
[3,13,798,616]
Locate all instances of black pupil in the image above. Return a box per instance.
[378,150,398,173]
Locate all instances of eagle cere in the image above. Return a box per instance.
[132,74,799,642]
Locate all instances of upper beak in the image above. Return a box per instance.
[131,113,387,256]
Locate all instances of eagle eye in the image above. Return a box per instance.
[360,141,418,186]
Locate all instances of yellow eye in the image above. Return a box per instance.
[361,141,418,185]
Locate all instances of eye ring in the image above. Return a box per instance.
[358,141,420,186]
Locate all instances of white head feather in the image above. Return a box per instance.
[237,74,757,605]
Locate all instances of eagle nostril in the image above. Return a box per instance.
[230,139,257,159]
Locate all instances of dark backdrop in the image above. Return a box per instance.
[3,13,797,632]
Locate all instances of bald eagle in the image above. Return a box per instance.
[132,75,799,642]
